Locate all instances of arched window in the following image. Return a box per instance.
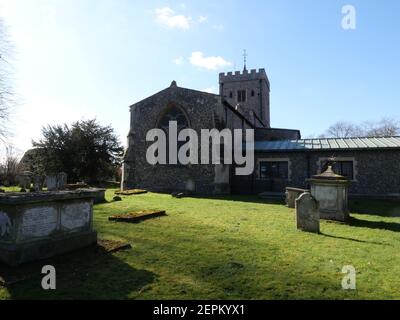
[158,106,189,165]
[159,107,189,132]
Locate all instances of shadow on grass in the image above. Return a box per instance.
[1,243,156,300]
[349,200,400,217]
[348,216,400,233]
[188,194,285,206]
[320,232,391,246]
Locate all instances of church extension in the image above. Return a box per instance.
[122,67,400,198]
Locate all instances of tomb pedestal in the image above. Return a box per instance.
[307,166,350,222]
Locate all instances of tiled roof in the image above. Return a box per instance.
[254,137,400,151]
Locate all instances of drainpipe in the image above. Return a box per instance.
[259,79,263,124]
[306,154,311,189]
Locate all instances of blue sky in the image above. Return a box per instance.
[0,0,399,153]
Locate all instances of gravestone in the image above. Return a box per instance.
[295,192,320,233]
[286,187,309,208]
[33,175,43,192]
[46,175,58,191]
[185,179,195,193]
[57,172,67,190]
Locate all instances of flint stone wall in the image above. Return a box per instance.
[122,85,239,194]
[232,150,400,197]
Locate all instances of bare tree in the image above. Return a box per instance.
[0,17,14,143]
[0,145,19,186]
[323,118,400,138]
[325,121,363,138]
[362,118,400,137]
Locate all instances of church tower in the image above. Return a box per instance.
[219,68,270,128]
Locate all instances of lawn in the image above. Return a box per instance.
[1,188,400,299]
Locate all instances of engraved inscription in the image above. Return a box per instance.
[22,207,58,239]
[0,211,12,240]
[61,202,91,231]
[316,186,338,210]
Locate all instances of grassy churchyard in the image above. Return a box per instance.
[1,188,400,300]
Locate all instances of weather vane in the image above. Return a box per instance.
[243,49,247,71]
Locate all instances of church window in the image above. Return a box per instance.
[159,107,189,132]
[158,106,189,164]
[237,90,246,102]
[260,161,289,180]
[229,91,233,98]
[251,90,255,97]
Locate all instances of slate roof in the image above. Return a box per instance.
[254,137,400,152]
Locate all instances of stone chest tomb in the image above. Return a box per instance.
[0,190,98,266]
[308,165,350,222]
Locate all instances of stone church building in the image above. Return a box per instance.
[122,67,400,198]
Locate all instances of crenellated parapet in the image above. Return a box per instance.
[219,68,270,88]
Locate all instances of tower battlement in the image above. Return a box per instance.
[219,68,270,88]
[219,67,271,128]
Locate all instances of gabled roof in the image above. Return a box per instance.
[253,137,400,152]
[129,82,220,109]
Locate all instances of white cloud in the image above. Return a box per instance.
[172,56,184,65]
[198,16,207,23]
[155,7,192,30]
[189,51,232,70]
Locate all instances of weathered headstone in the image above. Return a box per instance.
[57,172,67,190]
[33,175,44,192]
[286,187,309,208]
[46,175,58,191]
[295,192,320,233]
[185,179,195,192]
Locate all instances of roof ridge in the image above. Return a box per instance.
[254,136,400,151]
